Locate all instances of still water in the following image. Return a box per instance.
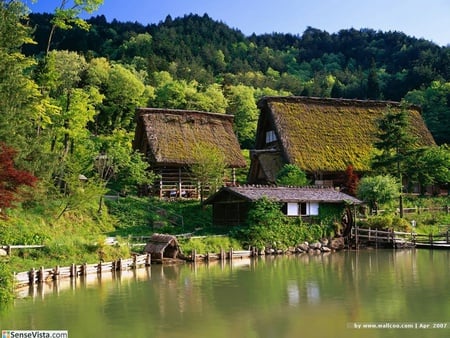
[1,249,449,338]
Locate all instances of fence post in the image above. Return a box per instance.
[70,264,76,278]
[38,266,44,283]
[29,268,35,284]
[145,253,151,266]
[82,263,87,276]
[6,245,11,256]
[447,230,449,244]
[133,255,137,269]
[375,228,378,249]
[53,265,60,281]
[229,248,233,261]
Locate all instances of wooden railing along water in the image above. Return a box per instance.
[14,254,152,288]
[350,226,450,249]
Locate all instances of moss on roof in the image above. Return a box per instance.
[136,108,246,168]
[259,96,436,172]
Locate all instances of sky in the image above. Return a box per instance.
[22,0,450,46]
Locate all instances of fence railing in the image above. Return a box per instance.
[14,254,152,287]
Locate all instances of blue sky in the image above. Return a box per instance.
[23,0,450,46]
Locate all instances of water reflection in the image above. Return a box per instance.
[4,250,450,338]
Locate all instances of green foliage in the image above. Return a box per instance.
[372,105,417,176]
[357,175,400,212]
[105,197,213,236]
[233,197,329,249]
[405,81,450,145]
[225,85,258,148]
[405,145,450,192]
[361,215,411,232]
[276,164,309,186]
[0,262,14,310]
[190,141,227,202]
[179,236,242,254]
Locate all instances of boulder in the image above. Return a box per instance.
[297,243,309,252]
[310,242,322,250]
[330,237,345,250]
[0,248,7,256]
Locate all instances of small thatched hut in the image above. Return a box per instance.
[133,108,246,198]
[248,96,436,186]
[144,234,182,261]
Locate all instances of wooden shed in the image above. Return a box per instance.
[144,234,182,261]
[133,108,246,198]
[204,185,362,227]
[248,96,436,186]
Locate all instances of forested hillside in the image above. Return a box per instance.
[24,12,450,145]
[1,1,450,222]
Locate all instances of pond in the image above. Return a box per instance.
[1,249,449,338]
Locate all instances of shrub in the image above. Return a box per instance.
[0,262,14,310]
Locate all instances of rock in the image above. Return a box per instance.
[310,242,322,250]
[322,246,332,252]
[320,238,329,247]
[266,248,275,255]
[0,249,7,256]
[330,237,345,250]
[297,243,309,252]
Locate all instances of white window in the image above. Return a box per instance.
[309,202,319,216]
[285,202,319,216]
[287,202,299,216]
[265,130,277,143]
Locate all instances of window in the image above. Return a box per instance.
[285,202,319,216]
[265,130,277,143]
[287,203,299,216]
[299,203,307,215]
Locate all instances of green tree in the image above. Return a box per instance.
[99,64,147,132]
[356,175,400,214]
[371,105,417,217]
[225,85,258,148]
[46,0,104,53]
[275,164,309,187]
[405,81,450,145]
[0,0,51,167]
[405,145,450,194]
[190,142,227,203]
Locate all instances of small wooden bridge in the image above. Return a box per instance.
[349,227,450,249]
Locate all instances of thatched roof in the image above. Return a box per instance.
[134,108,246,168]
[205,186,362,205]
[144,233,181,256]
[256,96,436,172]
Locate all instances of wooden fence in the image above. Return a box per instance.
[414,231,450,249]
[14,254,152,287]
[190,248,253,263]
[350,226,450,249]
[350,227,416,249]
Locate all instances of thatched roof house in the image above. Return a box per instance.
[133,108,246,198]
[204,185,362,226]
[143,234,182,260]
[248,96,436,185]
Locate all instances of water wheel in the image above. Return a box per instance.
[341,206,354,238]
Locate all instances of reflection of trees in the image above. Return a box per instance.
[7,251,450,337]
